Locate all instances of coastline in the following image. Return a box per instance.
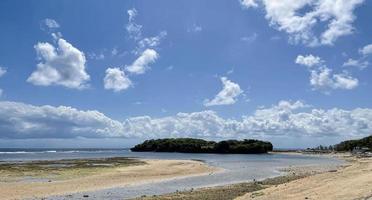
[0,158,218,200]
[235,153,372,200]
[0,152,361,200]
[134,153,371,200]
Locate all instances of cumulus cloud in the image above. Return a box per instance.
[0,101,126,139]
[1,100,372,140]
[104,68,132,92]
[204,77,243,106]
[342,43,372,70]
[295,54,323,67]
[239,0,259,8]
[126,8,142,40]
[126,49,159,75]
[310,68,358,91]
[240,0,364,46]
[359,44,372,56]
[27,38,90,89]
[296,54,359,92]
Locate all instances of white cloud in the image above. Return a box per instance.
[343,58,369,70]
[359,44,372,56]
[43,18,60,29]
[310,67,358,91]
[295,54,323,67]
[295,54,359,91]
[0,101,127,138]
[239,0,259,8]
[1,100,372,140]
[27,38,90,89]
[240,0,364,46]
[342,43,372,70]
[0,67,6,77]
[51,32,63,41]
[104,67,132,92]
[137,31,167,50]
[126,49,158,75]
[126,8,142,40]
[204,77,243,106]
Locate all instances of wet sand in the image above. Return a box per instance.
[236,155,372,200]
[0,159,217,200]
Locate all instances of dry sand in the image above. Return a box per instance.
[236,156,372,200]
[0,159,217,200]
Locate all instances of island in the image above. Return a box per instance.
[130,138,273,154]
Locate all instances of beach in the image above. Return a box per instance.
[235,154,372,200]
[0,150,352,200]
[0,158,217,200]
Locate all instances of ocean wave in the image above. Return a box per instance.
[0,151,28,154]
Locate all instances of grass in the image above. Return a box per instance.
[0,157,145,182]
[133,173,308,200]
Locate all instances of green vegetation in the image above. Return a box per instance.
[131,138,273,154]
[334,135,372,151]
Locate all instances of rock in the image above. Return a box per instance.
[83,194,89,198]
[328,170,337,172]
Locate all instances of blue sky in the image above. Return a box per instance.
[0,0,372,148]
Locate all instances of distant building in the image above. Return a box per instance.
[352,147,371,155]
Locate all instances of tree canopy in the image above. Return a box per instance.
[334,135,372,151]
[130,138,273,154]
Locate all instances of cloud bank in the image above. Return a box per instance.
[1,100,371,140]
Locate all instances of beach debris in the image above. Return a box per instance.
[328,169,337,172]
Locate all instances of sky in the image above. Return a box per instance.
[0,0,372,148]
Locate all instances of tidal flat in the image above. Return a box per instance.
[0,157,145,182]
[0,157,215,200]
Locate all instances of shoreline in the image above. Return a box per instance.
[0,152,355,200]
[0,158,218,200]
[133,153,348,200]
[234,153,372,200]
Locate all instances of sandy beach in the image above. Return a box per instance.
[0,158,217,200]
[236,155,372,200]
